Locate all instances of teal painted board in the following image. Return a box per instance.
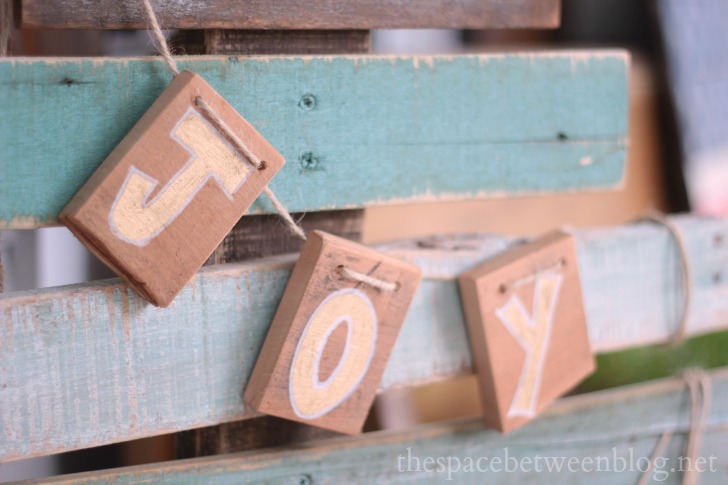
[1,215,727,461]
[0,52,629,229]
[26,369,728,484]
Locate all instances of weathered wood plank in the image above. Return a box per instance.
[175,416,342,461]
[210,209,364,264]
[1,215,727,462]
[19,0,560,30]
[24,368,728,484]
[0,52,629,229]
[174,30,371,56]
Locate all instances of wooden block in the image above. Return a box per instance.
[459,230,595,433]
[59,70,284,307]
[244,230,421,434]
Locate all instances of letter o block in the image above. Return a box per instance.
[60,71,284,307]
[245,231,421,434]
[289,288,377,419]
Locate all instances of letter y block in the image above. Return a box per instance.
[459,231,595,433]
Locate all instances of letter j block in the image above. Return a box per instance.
[458,231,595,433]
[60,71,284,307]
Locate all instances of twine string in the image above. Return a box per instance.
[638,369,712,485]
[338,266,398,292]
[500,259,565,293]
[1,0,11,57]
[194,97,266,171]
[142,0,179,76]
[142,0,307,241]
[683,369,712,485]
[637,432,674,485]
[640,212,692,344]
[193,96,307,242]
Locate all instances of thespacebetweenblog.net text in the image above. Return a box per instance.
[396,446,718,481]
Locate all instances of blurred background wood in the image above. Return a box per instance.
[653,0,728,215]
[19,0,561,30]
[364,54,666,243]
[174,30,370,55]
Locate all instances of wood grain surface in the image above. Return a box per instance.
[174,30,371,56]
[22,368,728,484]
[0,52,629,229]
[174,26,373,457]
[19,0,561,30]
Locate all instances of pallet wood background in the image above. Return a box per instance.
[4,1,726,483]
[2,215,726,462]
[19,368,728,484]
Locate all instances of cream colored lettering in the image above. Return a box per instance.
[495,273,562,417]
[289,289,377,419]
[110,108,251,245]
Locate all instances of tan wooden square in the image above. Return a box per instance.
[459,230,595,433]
[245,231,421,434]
[60,71,284,307]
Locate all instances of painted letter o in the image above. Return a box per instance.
[289,288,377,419]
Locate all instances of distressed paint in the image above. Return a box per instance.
[1,216,727,460]
[0,52,629,229]
[24,368,728,484]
